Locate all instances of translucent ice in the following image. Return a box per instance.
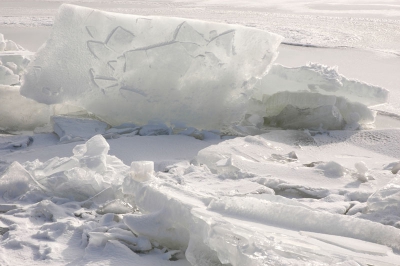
[22,135,129,201]
[52,115,109,141]
[0,162,39,199]
[262,91,375,130]
[21,4,283,130]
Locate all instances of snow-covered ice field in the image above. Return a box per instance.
[1,1,400,265]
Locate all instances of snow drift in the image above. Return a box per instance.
[21,4,283,130]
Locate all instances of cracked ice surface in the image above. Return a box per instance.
[21,4,283,131]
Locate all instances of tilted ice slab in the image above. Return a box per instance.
[246,63,389,130]
[256,63,389,107]
[21,4,283,130]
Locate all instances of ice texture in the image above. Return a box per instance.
[122,163,400,266]
[52,115,109,141]
[21,4,283,130]
[257,63,389,106]
[364,178,400,227]
[22,135,129,201]
[0,162,39,199]
[261,91,375,130]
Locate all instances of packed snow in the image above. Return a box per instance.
[1,1,400,266]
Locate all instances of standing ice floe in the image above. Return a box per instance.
[21,4,283,130]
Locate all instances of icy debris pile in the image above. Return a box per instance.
[0,33,31,86]
[0,33,49,132]
[122,159,400,265]
[19,135,130,202]
[251,63,388,130]
[21,4,283,130]
[1,134,400,264]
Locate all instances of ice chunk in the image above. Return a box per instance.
[257,63,389,106]
[355,161,369,182]
[98,199,134,214]
[21,4,283,130]
[392,162,400,174]
[23,135,129,202]
[265,104,345,130]
[130,161,154,182]
[316,161,346,178]
[78,134,110,173]
[52,115,109,141]
[0,34,31,86]
[0,162,38,199]
[138,124,171,136]
[262,91,375,130]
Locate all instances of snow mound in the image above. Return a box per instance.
[21,4,283,130]
[364,178,400,227]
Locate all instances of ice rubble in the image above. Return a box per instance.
[1,134,400,265]
[21,135,130,201]
[21,4,283,130]
[0,33,30,86]
[0,33,50,132]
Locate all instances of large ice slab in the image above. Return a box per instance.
[21,4,283,130]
